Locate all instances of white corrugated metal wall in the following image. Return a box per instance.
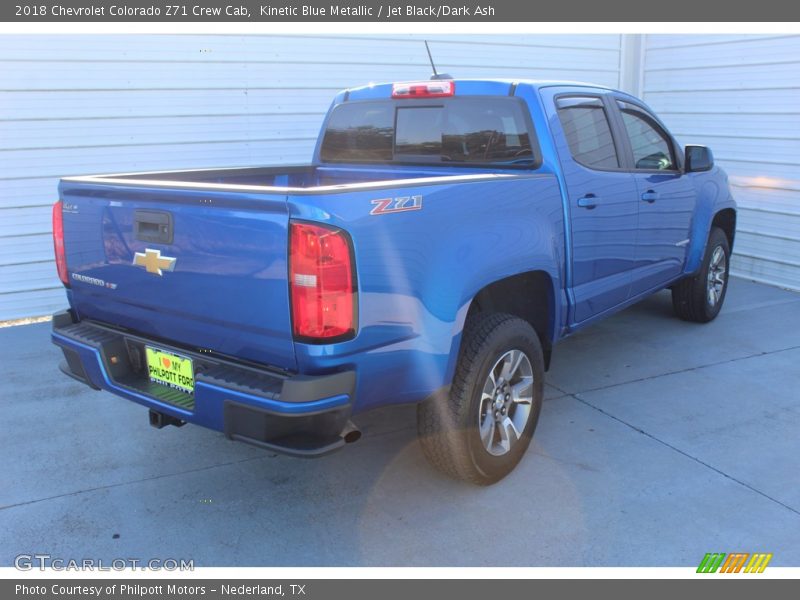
[0,34,623,320]
[641,35,800,291]
[1,34,797,321]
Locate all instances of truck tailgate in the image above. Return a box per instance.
[59,180,295,371]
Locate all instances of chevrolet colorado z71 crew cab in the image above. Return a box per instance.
[51,78,736,484]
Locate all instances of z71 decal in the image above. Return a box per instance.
[370,195,423,215]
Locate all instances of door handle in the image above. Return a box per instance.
[641,190,659,203]
[577,194,599,209]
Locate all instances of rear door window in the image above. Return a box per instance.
[555,96,619,169]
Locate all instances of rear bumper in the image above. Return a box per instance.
[51,310,357,457]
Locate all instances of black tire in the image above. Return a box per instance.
[672,226,731,323]
[417,312,545,485]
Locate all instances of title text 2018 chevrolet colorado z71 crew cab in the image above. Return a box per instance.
[51,78,735,484]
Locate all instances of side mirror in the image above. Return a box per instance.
[685,145,714,173]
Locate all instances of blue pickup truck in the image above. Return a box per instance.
[51,78,736,484]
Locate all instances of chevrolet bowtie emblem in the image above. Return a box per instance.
[132,249,177,276]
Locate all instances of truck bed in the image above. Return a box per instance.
[58,164,533,375]
[64,164,522,193]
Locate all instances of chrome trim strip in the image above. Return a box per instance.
[61,172,533,196]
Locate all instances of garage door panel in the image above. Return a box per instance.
[2,140,316,180]
[0,114,325,151]
[645,89,797,113]
[661,113,800,140]
[0,288,65,320]
[646,36,800,70]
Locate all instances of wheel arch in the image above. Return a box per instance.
[686,203,737,274]
[712,208,737,250]
[464,270,556,371]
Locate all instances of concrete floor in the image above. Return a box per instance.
[1,277,799,567]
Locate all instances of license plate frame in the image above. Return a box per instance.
[145,346,195,395]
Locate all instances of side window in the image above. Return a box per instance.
[617,101,677,171]
[556,96,619,169]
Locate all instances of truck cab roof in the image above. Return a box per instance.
[339,78,617,103]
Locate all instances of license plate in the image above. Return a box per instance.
[145,346,194,394]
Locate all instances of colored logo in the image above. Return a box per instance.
[370,195,423,215]
[697,552,772,573]
[132,248,177,276]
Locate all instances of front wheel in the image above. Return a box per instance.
[672,226,731,322]
[417,313,544,485]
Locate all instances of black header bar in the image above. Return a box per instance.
[5,578,799,600]
[3,0,800,22]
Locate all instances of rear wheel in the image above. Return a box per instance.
[672,226,731,322]
[417,313,544,485]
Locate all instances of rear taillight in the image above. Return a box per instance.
[289,221,356,341]
[52,200,69,287]
[391,80,454,99]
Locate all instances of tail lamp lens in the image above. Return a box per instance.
[52,200,69,287]
[289,222,356,341]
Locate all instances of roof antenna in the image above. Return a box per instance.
[425,41,452,80]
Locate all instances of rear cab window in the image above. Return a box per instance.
[320,97,539,168]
